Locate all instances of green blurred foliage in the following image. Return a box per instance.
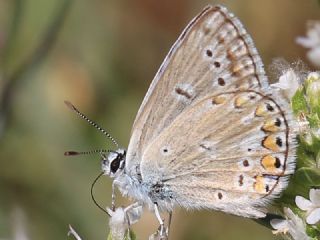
[0,0,319,240]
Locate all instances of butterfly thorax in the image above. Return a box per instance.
[114,165,176,211]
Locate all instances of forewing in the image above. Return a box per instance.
[140,91,295,217]
[126,5,269,174]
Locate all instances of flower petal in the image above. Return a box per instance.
[307,47,320,68]
[271,69,300,99]
[284,208,310,240]
[296,36,317,48]
[306,208,320,225]
[309,188,320,205]
[296,196,312,211]
[270,218,288,230]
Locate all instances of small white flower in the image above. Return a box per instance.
[307,71,320,80]
[296,188,320,225]
[271,68,300,100]
[270,218,289,235]
[107,204,142,240]
[296,21,320,68]
[270,208,310,240]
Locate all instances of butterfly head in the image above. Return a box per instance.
[64,101,126,177]
[102,148,126,177]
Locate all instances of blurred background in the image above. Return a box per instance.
[0,0,319,239]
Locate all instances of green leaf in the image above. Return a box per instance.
[307,114,320,128]
[280,167,320,205]
[107,232,112,240]
[297,130,320,167]
[106,229,137,240]
[292,167,320,188]
[128,230,136,240]
[292,87,308,116]
[296,140,319,168]
[306,224,320,239]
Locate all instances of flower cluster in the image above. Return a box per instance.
[271,188,320,240]
[270,71,320,240]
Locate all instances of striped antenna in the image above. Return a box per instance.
[64,101,119,148]
[64,149,110,156]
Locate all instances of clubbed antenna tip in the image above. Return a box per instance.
[64,151,80,156]
[64,100,76,111]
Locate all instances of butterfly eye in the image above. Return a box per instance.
[110,158,121,173]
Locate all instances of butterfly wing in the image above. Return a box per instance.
[140,90,295,217]
[126,5,269,175]
[125,5,296,217]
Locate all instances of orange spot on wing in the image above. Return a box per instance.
[261,155,277,171]
[255,104,267,117]
[262,135,279,152]
[254,176,266,194]
[262,119,279,132]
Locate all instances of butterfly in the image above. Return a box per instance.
[66,4,296,238]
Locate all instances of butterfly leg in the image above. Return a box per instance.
[111,181,116,211]
[124,202,143,225]
[166,211,173,237]
[154,203,168,239]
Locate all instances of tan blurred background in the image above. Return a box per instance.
[0,0,319,239]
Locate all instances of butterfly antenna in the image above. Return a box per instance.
[64,149,109,156]
[64,101,119,148]
[91,172,111,216]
